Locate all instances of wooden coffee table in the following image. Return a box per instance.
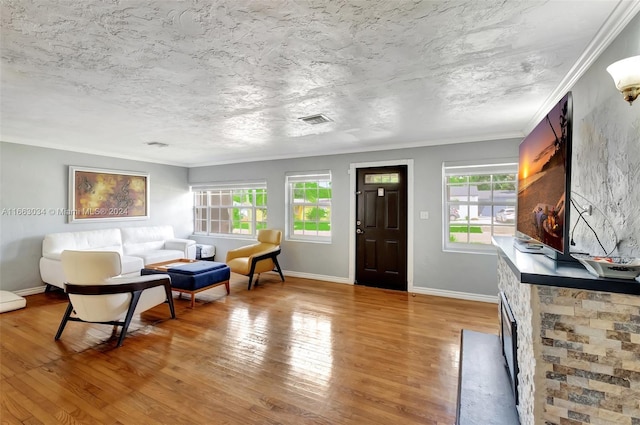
[141,259,230,308]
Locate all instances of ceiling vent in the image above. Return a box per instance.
[299,114,332,125]
[146,141,169,148]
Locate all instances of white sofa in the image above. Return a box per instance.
[40,225,196,290]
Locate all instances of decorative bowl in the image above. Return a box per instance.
[571,254,640,280]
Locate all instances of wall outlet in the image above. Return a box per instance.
[420,211,429,219]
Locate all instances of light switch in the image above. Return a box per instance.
[420,211,429,219]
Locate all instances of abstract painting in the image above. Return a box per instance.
[68,166,149,222]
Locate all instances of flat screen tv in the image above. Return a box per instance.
[516,91,573,257]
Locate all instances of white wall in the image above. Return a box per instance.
[190,138,520,297]
[570,12,640,258]
[0,142,192,293]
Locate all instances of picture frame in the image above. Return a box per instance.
[68,166,150,223]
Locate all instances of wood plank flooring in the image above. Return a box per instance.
[1,274,498,425]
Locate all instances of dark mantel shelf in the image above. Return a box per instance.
[492,236,640,296]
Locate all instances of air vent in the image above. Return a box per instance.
[146,141,169,148]
[299,114,332,125]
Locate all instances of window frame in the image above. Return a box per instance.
[191,181,267,238]
[285,171,332,243]
[442,160,518,254]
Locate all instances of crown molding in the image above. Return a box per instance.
[525,0,640,133]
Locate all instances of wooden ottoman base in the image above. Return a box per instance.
[173,280,230,308]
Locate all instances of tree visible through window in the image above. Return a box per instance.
[193,182,267,236]
[443,162,517,253]
[286,172,331,241]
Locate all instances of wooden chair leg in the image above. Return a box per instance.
[163,283,176,319]
[247,260,259,290]
[116,290,142,347]
[54,302,74,340]
[273,257,285,282]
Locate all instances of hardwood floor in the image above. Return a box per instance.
[1,275,498,425]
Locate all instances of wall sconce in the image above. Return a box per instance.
[606,55,640,105]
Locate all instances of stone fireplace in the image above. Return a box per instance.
[495,236,640,425]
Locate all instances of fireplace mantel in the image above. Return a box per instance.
[493,236,640,295]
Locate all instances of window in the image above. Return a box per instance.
[365,173,399,184]
[192,181,267,236]
[443,161,518,253]
[286,171,331,242]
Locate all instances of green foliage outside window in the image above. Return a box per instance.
[288,176,332,239]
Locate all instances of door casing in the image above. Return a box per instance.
[348,159,414,291]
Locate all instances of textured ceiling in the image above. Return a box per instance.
[1,1,637,167]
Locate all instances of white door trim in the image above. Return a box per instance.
[348,159,414,291]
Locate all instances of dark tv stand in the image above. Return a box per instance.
[512,237,579,263]
[543,249,580,264]
[513,238,546,254]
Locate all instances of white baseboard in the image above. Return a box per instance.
[281,271,495,302]
[411,287,498,304]
[14,286,47,297]
[281,270,351,285]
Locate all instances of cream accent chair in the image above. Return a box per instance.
[225,229,285,290]
[55,250,175,347]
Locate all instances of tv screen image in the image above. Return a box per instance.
[517,92,572,254]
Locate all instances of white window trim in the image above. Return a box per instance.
[285,171,332,243]
[442,159,518,255]
[191,180,267,238]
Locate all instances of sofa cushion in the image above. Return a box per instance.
[121,255,145,274]
[121,225,174,255]
[42,229,123,260]
[167,261,228,275]
[137,249,185,265]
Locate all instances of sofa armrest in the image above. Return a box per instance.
[165,238,197,259]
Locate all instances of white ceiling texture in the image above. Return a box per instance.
[1,1,638,167]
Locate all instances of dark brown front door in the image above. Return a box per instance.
[355,166,407,291]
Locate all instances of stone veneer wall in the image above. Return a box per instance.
[498,256,640,425]
[538,286,640,425]
[498,256,540,425]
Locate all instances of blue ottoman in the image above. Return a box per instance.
[142,261,230,308]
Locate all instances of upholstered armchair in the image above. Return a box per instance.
[55,250,175,347]
[225,229,285,290]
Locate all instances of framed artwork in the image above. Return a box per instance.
[68,166,150,223]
